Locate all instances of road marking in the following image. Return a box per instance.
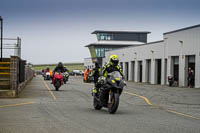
[166,109,200,120]
[124,91,152,105]
[124,91,200,120]
[42,79,56,100]
[0,102,35,108]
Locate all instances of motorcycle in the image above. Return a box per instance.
[63,72,69,84]
[52,72,63,91]
[92,71,125,114]
[44,72,51,80]
[168,76,174,87]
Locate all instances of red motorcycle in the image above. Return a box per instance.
[52,72,63,91]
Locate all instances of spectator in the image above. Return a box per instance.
[188,68,194,88]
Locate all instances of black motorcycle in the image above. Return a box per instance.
[92,71,125,114]
[63,72,69,84]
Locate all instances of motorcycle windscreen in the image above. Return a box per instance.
[107,71,122,81]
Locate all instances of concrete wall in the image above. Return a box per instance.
[10,56,34,97]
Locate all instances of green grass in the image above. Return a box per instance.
[33,63,84,72]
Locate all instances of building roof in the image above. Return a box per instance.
[164,24,200,35]
[102,40,164,51]
[147,40,164,45]
[85,40,145,47]
[92,30,151,34]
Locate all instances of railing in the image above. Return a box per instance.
[0,37,21,58]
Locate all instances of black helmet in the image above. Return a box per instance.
[46,67,50,71]
[58,62,63,67]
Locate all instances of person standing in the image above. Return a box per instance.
[188,67,194,88]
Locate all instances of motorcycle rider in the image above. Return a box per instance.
[46,67,50,72]
[51,62,69,83]
[92,62,101,93]
[93,62,101,83]
[93,55,124,106]
[53,62,68,73]
[102,55,123,77]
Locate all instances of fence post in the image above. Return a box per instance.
[10,56,19,97]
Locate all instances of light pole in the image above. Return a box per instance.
[0,16,3,61]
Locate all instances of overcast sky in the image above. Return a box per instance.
[0,0,200,64]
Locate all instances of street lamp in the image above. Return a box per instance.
[0,16,3,61]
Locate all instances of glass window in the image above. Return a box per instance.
[95,48,105,57]
[97,34,100,41]
[100,33,105,40]
[98,33,114,41]
[100,48,105,57]
[105,48,113,52]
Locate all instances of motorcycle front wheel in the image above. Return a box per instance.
[55,81,60,91]
[108,93,119,114]
[93,97,102,110]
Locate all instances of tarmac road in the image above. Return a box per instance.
[0,76,200,133]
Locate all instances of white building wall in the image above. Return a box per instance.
[164,27,200,56]
[103,25,200,88]
[196,55,200,88]
[161,58,165,85]
[151,59,156,84]
[142,59,147,83]
[134,61,139,82]
[164,26,200,88]
[103,41,164,84]
[128,61,133,81]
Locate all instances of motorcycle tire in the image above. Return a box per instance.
[108,93,119,114]
[55,82,60,91]
[93,97,102,110]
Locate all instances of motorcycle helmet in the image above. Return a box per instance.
[58,62,63,68]
[109,55,119,66]
[46,67,50,71]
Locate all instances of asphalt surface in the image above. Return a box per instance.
[0,76,200,133]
